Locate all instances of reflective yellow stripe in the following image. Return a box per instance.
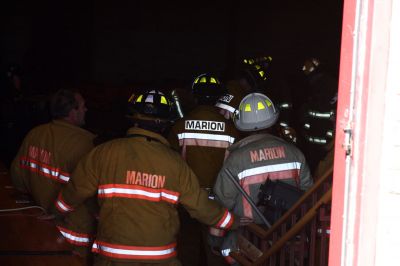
[128,94,135,103]
[257,102,265,110]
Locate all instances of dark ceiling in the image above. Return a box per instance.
[2,0,343,91]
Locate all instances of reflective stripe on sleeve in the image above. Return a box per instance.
[55,194,74,213]
[59,174,70,182]
[307,136,328,144]
[92,241,177,260]
[98,184,180,204]
[279,102,292,109]
[221,248,231,257]
[57,226,92,246]
[221,249,236,264]
[215,210,234,230]
[19,156,70,183]
[279,121,289,127]
[307,110,334,119]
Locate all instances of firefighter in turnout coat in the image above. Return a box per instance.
[54,90,240,266]
[297,57,338,173]
[167,73,241,266]
[168,73,241,189]
[212,93,313,264]
[10,89,98,258]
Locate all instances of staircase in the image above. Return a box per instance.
[230,166,333,266]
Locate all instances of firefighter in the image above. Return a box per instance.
[296,57,338,173]
[211,93,313,264]
[168,73,241,190]
[10,89,98,259]
[239,54,271,90]
[243,55,273,69]
[53,89,245,266]
[168,73,241,266]
[314,139,335,180]
[10,89,94,212]
[232,56,297,144]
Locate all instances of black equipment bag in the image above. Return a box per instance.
[257,179,304,223]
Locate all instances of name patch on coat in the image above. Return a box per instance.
[250,146,286,163]
[28,145,51,164]
[126,171,166,188]
[185,120,225,132]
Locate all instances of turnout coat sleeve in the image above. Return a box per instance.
[177,158,237,227]
[213,159,240,212]
[55,148,100,212]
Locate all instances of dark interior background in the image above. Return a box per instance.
[0,0,344,168]
[2,0,343,91]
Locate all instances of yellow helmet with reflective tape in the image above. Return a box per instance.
[127,89,173,121]
[238,59,271,91]
[234,93,279,131]
[243,55,272,69]
[246,63,268,82]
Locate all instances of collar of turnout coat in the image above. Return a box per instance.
[126,127,170,146]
